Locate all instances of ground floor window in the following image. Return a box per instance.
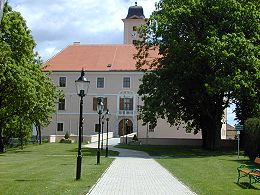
[148,124,155,132]
[95,124,100,132]
[57,123,64,132]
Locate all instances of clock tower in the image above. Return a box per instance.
[122,2,146,44]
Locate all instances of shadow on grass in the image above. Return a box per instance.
[236,182,259,190]
[68,148,119,157]
[13,150,33,153]
[115,144,237,158]
[60,163,74,166]
[15,179,43,182]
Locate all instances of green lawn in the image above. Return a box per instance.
[0,143,118,195]
[116,144,260,195]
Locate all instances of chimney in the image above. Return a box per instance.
[73,41,80,45]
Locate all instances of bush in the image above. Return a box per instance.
[132,134,138,142]
[64,132,70,139]
[60,138,72,143]
[244,118,260,161]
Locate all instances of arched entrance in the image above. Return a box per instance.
[118,119,133,136]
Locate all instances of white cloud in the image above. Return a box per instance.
[9,0,158,60]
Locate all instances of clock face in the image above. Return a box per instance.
[131,32,137,38]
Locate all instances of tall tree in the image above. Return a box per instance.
[0,3,59,152]
[135,0,260,150]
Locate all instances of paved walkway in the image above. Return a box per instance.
[85,138,196,195]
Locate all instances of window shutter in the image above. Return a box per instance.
[130,98,133,110]
[104,97,107,111]
[120,98,124,110]
[93,97,97,111]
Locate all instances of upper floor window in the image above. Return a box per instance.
[59,77,66,87]
[148,124,155,132]
[93,97,108,111]
[57,123,64,132]
[97,77,104,88]
[120,97,133,110]
[123,77,131,88]
[133,26,137,31]
[58,98,65,110]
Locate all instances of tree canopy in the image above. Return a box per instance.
[135,0,260,150]
[0,3,60,152]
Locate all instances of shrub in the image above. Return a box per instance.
[64,132,70,139]
[244,118,260,161]
[132,134,138,142]
[60,138,72,143]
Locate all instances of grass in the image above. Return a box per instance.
[0,143,118,195]
[116,144,260,195]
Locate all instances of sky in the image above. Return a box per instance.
[8,0,237,126]
[8,0,158,60]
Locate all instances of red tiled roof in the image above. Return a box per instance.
[44,43,158,71]
[226,124,235,130]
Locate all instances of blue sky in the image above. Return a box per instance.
[8,0,237,126]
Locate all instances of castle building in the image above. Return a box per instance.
[43,3,227,144]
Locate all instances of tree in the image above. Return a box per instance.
[0,3,59,152]
[135,0,260,150]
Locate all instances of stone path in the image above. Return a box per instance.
[85,138,196,195]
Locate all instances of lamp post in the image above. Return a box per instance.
[125,119,129,144]
[101,115,104,150]
[105,109,111,157]
[75,69,90,180]
[97,97,104,164]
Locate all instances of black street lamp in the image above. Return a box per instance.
[125,119,129,144]
[101,115,105,150]
[105,109,111,157]
[97,97,104,164]
[75,69,90,180]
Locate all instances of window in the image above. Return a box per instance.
[57,123,64,131]
[58,98,65,110]
[95,124,100,132]
[148,124,155,132]
[133,26,137,31]
[123,77,130,88]
[59,77,66,87]
[97,77,104,88]
[93,97,107,111]
[120,97,133,110]
[132,40,138,45]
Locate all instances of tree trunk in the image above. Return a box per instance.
[201,104,223,151]
[0,127,5,153]
[20,135,23,150]
[38,125,42,145]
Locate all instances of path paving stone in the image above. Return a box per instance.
[85,138,196,195]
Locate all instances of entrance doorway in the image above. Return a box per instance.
[118,119,133,136]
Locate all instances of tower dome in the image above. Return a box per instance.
[126,2,145,19]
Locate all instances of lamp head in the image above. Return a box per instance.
[97,97,104,114]
[75,69,90,96]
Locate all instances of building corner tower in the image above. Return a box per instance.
[122,2,146,44]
